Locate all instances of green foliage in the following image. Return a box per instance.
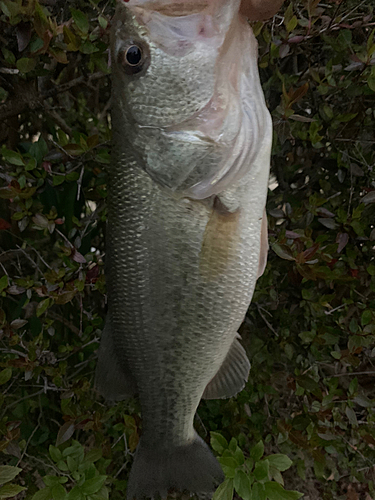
[0,465,25,499]
[0,1,374,500]
[211,434,302,500]
[29,441,109,500]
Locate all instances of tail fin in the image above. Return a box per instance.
[126,434,224,499]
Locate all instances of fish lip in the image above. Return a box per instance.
[124,1,211,17]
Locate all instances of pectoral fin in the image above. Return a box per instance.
[199,196,241,281]
[95,316,137,401]
[202,335,250,400]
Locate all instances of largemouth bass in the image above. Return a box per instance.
[95,0,272,497]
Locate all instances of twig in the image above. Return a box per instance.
[43,102,73,136]
[15,244,43,276]
[0,389,44,419]
[16,412,42,466]
[256,304,279,337]
[76,165,85,201]
[0,261,8,276]
[55,228,74,248]
[324,304,346,315]
[24,452,74,480]
[330,371,375,377]
[30,245,52,270]
[340,0,368,23]
[47,310,82,336]
[0,72,106,121]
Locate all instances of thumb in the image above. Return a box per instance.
[240,0,285,20]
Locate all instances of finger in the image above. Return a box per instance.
[240,0,285,20]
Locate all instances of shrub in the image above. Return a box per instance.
[0,1,374,499]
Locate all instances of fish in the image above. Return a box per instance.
[95,0,272,498]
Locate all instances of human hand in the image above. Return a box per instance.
[240,0,285,20]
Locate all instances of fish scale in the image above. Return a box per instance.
[95,0,272,497]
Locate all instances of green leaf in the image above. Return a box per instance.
[16,57,36,73]
[66,486,83,500]
[266,455,293,472]
[338,29,352,47]
[233,447,245,466]
[66,172,79,182]
[49,446,62,463]
[32,487,52,500]
[252,482,266,500]
[272,244,295,261]
[286,15,298,33]
[368,67,375,92]
[219,457,238,479]
[361,310,372,326]
[80,476,107,495]
[90,486,109,500]
[234,470,252,500]
[211,432,228,454]
[264,482,303,500]
[2,148,24,166]
[0,467,22,484]
[0,484,26,499]
[253,460,269,482]
[51,484,66,500]
[36,298,50,317]
[353,395,373,408]
[250,441,264,462]
[43,477,62,488]
[83,449,102,464]
[98,16,107,29]
[71,8,89,34]
[0,275,8,293]
[345,407,358,427]
[53,176,65,187]
[212,479,234,500]
[67,457,77,473]
[0,368,12,385]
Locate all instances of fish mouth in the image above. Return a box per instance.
[124,0,210,17]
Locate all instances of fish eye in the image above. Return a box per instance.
[126,45,142,66]
[119,41,149,76]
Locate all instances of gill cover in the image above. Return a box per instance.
[112,0,271,199]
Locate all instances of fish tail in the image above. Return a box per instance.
[126,434,224,499]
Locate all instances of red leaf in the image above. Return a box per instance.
[288,35,305,44]
[71,248,86,263]
[42,161,51,173]
[86,265,99,283]
[56,421,75,446]
[302,243,320,262]
[336,233,349,253]
[16,22,32,52]
[0,219,11,230]
[316,207,335,218]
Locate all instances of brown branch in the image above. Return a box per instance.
[0,71,107,122]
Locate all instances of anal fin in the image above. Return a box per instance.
[202,335,250,400]
[95,315,137,401]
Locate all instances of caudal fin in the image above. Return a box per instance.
[126,434,224,499]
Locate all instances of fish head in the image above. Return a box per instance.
[112,0,272,199]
